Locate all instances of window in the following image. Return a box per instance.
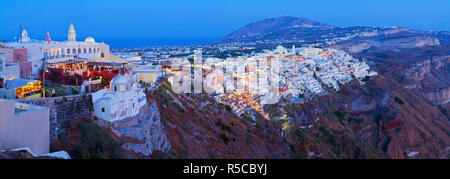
[72,49,76,54]
[133,103,135,108]
[78,48,81,53]
[67,49,70,54]
[114,86,117,92]
[101,108,105,112]
[89,48,92,53]
[119,85,125,92]
[83,48,87,53]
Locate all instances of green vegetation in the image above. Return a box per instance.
[224,105,233,113]
[295,129,305,138]
[71,88,79,95]
[240,114,254,124]
[394,96,404,105]
[361,76,370,82]
[319,126,337,146]
[49,145,61,153]
[72,120,121,159]
[220,134,230,145]
[334,111,346,121]
[216,120,233,133]
[57,132,67,145]
[347,117,364,124]
[167,102,185,113]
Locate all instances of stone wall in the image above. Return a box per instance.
[16,94,94,143]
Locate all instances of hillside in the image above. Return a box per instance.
[145,81,390,159]
[219,16,450,45]
[225,16,329,39]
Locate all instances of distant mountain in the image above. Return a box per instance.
[224,16,329,40]
[220,16,450,45]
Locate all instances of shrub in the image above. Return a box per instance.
[216,120,233,133]
[295,129,305,138]
[348,117,364,124]
[334,111,346,120]
[71,88,79,95]
[361,76,370,82]
[49,145,61,153]
[394,96,404,105]
[220,134,230,145]
[71,120,121,159]
[225,105,233,113]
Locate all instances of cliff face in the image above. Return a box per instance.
[147,82,293,159]
[145,81,393,159]
[407,55,450,105]
[265,74,449,159]
[332,40,450,107]
[344,76,450,158]
[96,103,171,158]
[320,44,450,158]
[334,36,440,54]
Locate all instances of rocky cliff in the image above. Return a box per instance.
[97,102,171,158]
[147,82,294,158]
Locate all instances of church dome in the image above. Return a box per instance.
[111,74,130,92]
[111,74,128,84]
[85,36,95,43]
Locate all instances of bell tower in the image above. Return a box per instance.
[68,23,76,41]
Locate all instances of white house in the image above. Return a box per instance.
[92,73,147,122]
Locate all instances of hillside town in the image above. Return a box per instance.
[180,45,378,120]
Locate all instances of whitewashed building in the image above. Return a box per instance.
[92,73,147,122]
[2,23,111,77]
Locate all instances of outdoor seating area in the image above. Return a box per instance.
[4,78,41,99]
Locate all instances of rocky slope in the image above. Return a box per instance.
[51,102,171,159]
[339,44,450,107]
[144,81,394,159]
[266,73,449,158]
[147,82,293,158]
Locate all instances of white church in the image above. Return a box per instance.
[2,23,113,77]
[91,73,147,122]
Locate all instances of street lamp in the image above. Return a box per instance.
[42,57,48,98]
[43,69,48,98]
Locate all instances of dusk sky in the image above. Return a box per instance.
[1,0,449,41]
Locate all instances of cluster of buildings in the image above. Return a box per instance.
[169,45,377,119]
